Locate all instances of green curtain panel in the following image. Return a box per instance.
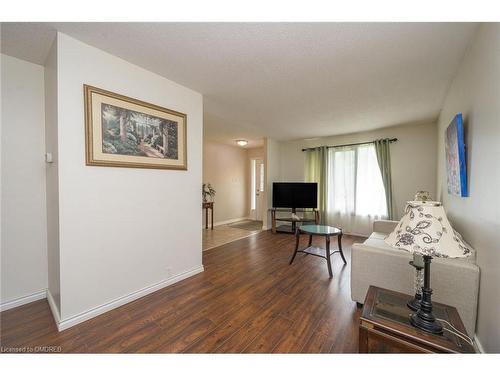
[374,139,394,220]
[305,146,328,224]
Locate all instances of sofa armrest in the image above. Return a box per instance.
[373,220,398,234]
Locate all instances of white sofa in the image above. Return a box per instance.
[350,220,480,336]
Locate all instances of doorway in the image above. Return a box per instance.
[250,158,265,221]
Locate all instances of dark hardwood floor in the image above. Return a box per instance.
[0,230,366,353]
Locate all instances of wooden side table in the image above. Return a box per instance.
[202,202,214,230]
[359,286,475,353]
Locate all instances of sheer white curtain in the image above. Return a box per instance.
[326,144,388,236]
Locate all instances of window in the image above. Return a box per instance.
[327,144,387,234]
[354,145,387,217]
[250,159,264,211]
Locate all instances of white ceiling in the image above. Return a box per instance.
[1,22,478,146]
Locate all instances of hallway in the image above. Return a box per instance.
[202,220,263,251]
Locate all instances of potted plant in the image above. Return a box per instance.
[202,183,216,203]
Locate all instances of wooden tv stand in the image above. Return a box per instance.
[270,208,320,234]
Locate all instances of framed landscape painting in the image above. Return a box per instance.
[445,113,468,197]
[84,85,187,170]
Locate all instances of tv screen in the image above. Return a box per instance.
[272,182,318,209]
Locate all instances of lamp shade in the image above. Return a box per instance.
[385,201,471,258]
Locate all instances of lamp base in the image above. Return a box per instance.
[410,312,443,335]
[407,295,421,312]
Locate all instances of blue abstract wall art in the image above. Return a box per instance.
[445,113,468,197]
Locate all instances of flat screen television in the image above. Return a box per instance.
[272,182,318,209]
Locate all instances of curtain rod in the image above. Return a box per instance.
[301,138,398,152]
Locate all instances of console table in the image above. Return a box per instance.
[270,208,319,234]
[202,202,214,230]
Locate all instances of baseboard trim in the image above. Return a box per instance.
[56,265,204,331]
[474,334,485,353]
[0,290,47,312]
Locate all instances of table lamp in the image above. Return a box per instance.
[385,201,472,334]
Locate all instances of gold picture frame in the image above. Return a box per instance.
[84,84,187,170]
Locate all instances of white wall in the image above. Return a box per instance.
[263,138,281,229]
[278,121,438,219]
[203,140,248,225]
[1,54,48,308]
[44,40,61,313]
[436,24,500,352]
[53,33,203,323]
[247,147,264,160]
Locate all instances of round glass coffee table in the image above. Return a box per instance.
[289,224,346,278]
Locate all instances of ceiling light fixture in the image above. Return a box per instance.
[236,140,248,147]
